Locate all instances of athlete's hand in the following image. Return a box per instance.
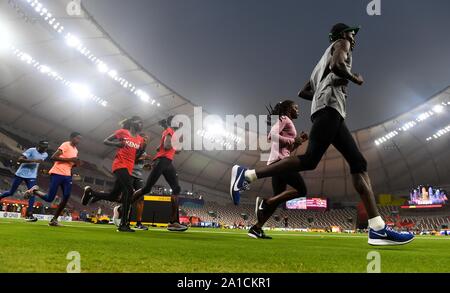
[352,73,364,85]
[73,159,83,167]
[300,131,309,142]
[143,163,152,170]
[141,135,149,144]
[291,136,303,151]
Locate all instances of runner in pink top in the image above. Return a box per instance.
[267,114,297,165]
[248,100,309,239]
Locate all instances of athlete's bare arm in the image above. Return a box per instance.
[18,155,42,164]
[104,133,124,148]
[330,39,364,85]
[51,149,78,163]
[298,81,314,101]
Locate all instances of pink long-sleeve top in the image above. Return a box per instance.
[267,116,297,165]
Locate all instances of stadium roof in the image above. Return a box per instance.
[1,0,449,202]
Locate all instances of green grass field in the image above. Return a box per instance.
[0,219,449,273]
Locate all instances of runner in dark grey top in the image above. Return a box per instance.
[230,23,414,246]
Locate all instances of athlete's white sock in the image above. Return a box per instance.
[368,216,385,231]
[244,170,257,183]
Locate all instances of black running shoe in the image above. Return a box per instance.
[117,225,135,233]
[248,225,272,239]
[49,219,63,227]
[134,223,149,231]
[25,216,38,223]
[167,222,188,232]
[81,186,93,206]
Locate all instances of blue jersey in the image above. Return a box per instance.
[15,148,48,179]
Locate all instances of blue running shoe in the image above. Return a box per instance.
[368,225,415,246]
[230,165,249,205]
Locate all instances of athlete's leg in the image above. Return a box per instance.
[254,175,287,229]
[266,172,307,207]
[35,174,62,203]
[331,120,382,228]
[331,122,414,244]
[90,175,122,204]
[0,176,24,199]
[162,161,182,223]
[256,173,307,229]
[24,178,38,216]
[51,176,72,221]
[132,158,166,203]
[114,169,134,227]
[132,178,145,225]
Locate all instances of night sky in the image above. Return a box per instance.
[84,0,450,131]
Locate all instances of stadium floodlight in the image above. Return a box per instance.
[0,25,14,53]
[70,83,91,100]
[39,65,51,74]
[432,105,444,113]
[97,62,109,74]
[65,34,81,48]
[401,121,416,132]
[20,53,33,64]
[108,70,118,78]
[426,124,450,142]
[135,90,150,103]
[374,130,398,146]
[417,112,432,122]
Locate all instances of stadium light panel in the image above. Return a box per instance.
[8,46,108,107]
[70,83,91,100]
[65,34,81,48]
[108,70,118,78]
[19,0,161,107]
[39,65,50,74]
[97,62,109,74]
[0,25,14,53]
[426,124,450,142]
[417,112,431,122]
[432,105,444,113]
[135,90,150,103]
[376,100,450,145]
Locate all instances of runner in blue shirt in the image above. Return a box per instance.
[0,141,49,222]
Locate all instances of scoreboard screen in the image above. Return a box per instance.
[286,197,327,210]
[408,186,448,206]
